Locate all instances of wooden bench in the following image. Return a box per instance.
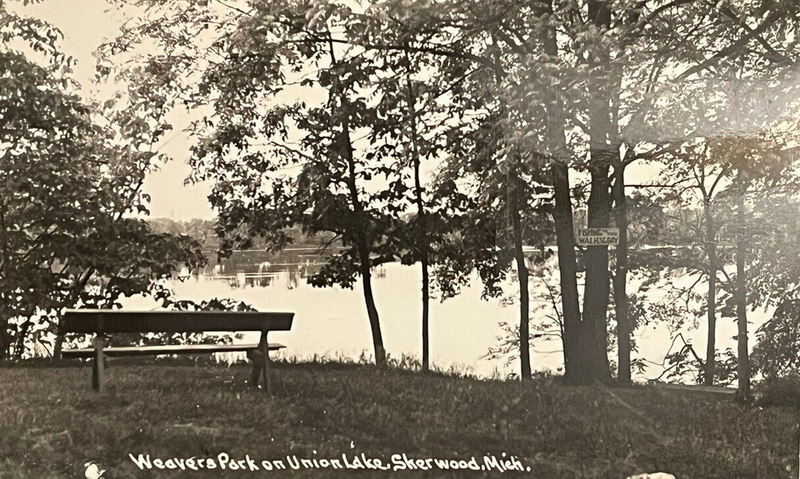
[59,309,293,394]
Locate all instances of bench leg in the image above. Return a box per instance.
[260,331,271,395]
[92,335,105,392]
[249,358,261,389]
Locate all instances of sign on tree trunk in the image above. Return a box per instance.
[576,228,620,246]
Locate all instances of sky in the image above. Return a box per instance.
[12,0,217,220]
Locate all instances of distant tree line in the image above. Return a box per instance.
[147,219,339,252]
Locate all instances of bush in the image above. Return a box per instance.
[752,299,800,378]
[754,374,800,408]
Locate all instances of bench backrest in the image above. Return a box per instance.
[61,310,294,334]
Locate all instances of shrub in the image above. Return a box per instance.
[754,374,800,408]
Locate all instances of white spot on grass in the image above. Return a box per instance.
[84,462,105,479]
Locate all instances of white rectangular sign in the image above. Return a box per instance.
[576,227,620,246]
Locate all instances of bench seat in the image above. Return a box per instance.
[61,343,285,359]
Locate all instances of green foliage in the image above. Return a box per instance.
[0,3,205,359]
[752,299,800,379]
[745,192,800,308]
[183,2,407,288]
[1,6,100,321]
[658,346,738,387]
[485,260,562,363]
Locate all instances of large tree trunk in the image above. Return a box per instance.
[577,0,614,385]
[539,0,616,385]
[580,160,614,384]
[735,173,750,399]
[703,198,717,385]
[613,161,631,385]
[508,170,532,380]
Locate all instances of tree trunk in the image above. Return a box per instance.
[508,170,532,380]
[550,162,584,382]
[538,0,583,383]
[577,0,614,385]
[347,178,386,367]
[703,198,717,386]
[341,117,386,368]
[419,256,430,372]
[405,65,430,372]
[360,259,386,367]
[0,200,10,361]
[0,315,9,361]
[735,172,750,399]
[580,160,614,384]
[613,160,631,385]
[327,40,387,368]
[347,165,386,368]
[13,318,31,360]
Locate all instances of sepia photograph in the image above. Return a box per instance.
[2,0,800,477]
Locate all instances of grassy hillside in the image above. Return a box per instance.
[1,359,796,478]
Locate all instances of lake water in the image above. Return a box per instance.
[123,262,759,381]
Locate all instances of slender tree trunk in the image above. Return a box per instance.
[0,314,9,361]
[537,0,583,383]
[326,40,386,367]
[514,246,531,380]
[341,113,387,368]
[359,259,386,367]
[348,181,386,367]
[405,63,430,372]
[613,160,631,384]
[508,170,532,380]
[704,198,717,386]
[13,318,31,360]
[550,162,583,382]
[341,125,386,366]
[419,253,430,371]
[735,172,750,399]
[0,200,10,361]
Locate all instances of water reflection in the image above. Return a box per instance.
[200,248,388,289]
[161,258,516,378]
[200,248,333,288]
